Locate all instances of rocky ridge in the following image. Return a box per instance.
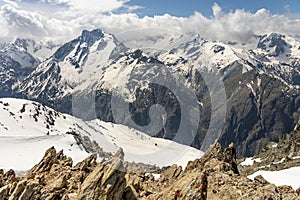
[0,141,299,199]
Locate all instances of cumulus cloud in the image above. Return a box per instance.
[0,1,299,45]
[0,3,76,41]
[94,8,300,43]
[1,4,45,37]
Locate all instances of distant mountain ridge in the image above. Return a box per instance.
[0,38,58,98]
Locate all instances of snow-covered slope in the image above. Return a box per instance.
[17,29,128,101]
[0,98,203,172]
[1,38,59,62]
[116,29,192,55]
[248,167,300,190]
[251,33,300,85]
[255,33,300,61]
[0,38,58,97]
[159,33,300,86]
[160,36,245,72]
[1,38,40,69]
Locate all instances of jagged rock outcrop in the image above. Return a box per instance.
[77,148,132,200]
[0,147,137,200]
[185,142,239,174]
[0,142,299,200]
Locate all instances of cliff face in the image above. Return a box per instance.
[1,140,299,200]
[239,119,300,176]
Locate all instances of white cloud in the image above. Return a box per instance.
[0,4,46,38]
[1,0,20,8]
[212,2,223,18]
[94,8,300,43]
[0,3,82,41]
[123,4,143,12]
[43,0,130,13]
[0,1,299,45]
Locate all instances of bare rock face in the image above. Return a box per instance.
[159,164,182,183]
[29,147,58,174]
[0,141,299,200]
[77,148,132,200]
[0,146,138,200]
[185,142,239,174]
[239,120,300,175]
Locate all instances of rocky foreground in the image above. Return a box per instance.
[0,140,300,200]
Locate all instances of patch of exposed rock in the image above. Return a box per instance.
[239,119,300,175]
[0,142,299,199]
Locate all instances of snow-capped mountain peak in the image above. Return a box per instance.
[255,33,300,60]
[17,29,130,100]
[53,29,105,62]
[12,38,39,52]
[160,35,249,74]
[1,39,40,69]
[81,29,104,46]
[257,33,291,57]
[53,28,127,70]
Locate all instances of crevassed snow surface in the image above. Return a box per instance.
[0,98,203,171]
[248,167,300,190]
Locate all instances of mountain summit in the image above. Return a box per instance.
[1,29,299,158]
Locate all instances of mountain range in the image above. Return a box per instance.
[0,29,299,158]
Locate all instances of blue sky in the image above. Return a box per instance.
[126,0,300,17]
[1,0,299,17]
[0,0,300,43]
